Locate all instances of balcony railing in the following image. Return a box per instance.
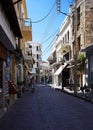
[21,25,31,31]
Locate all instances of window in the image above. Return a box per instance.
[37,62,39,67]
[65,34,66,43]
[63,37,64,43]
[64,53,69,61]
[37,54,39,59]
[72,15,74,35]
[77,36,81,53]
[77,6,80,29]
[72,42,74,59]
[67,31,69,43]
[29,45,32,48]
[36,46,39,51]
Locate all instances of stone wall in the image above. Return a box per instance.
[85,0,93,45]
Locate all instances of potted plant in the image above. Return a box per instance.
[78,53,85,71]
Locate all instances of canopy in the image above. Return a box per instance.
[54,63,68,75]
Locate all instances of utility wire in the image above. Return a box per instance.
[67,0,74,4]
[31,2,56,23]
[41,29,59,45]
[42,36,56,56]
[42,44,53,57]
[17,2,55,24]
[42,44,52,59]
[40,5,57,43]
[42,23,62,57]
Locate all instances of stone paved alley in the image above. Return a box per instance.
[0,85,93,130]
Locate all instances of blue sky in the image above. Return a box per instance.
[26,0,73,61]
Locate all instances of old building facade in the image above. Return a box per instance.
[27,41,42,83]
[0,0,33,118]
[70,0,93,89]
[0,0,22,115]
[48,0,93,90]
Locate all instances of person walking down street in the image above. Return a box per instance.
[80,86,85,96]
[30,76,35,93]
[25,73,30,90]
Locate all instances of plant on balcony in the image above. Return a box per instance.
[78,53,85,71]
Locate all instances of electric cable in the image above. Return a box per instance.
[41,29,59,45]
[40,5,57,42]
[42,44,53,57]
[31,2,56,23]
[42,44,52,59]
[17,2,55,24]
[67,0,74,3]
[42,36,56,56]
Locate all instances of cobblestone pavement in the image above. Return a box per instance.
[48,84,93,103]
[63,87,93,103]
[0,84,93,130]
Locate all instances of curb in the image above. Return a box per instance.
[62,89,93,103]
[47,84,93,103]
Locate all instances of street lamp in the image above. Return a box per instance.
[56,0,70,17]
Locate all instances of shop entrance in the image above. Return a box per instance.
[62,68,70,88]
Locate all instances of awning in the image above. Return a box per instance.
[54,63,68,75]
[67,65,74,68]
[67,63,80,68]
[8,80,18,94]
[81,43,93,52]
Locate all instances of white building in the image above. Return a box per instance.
[27,41,42,83]
[40,61,52,84]
[48,16,72,89]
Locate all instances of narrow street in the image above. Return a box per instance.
[0,84,93,130]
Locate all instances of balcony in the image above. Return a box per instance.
[21,25,32,41]
[57,43,71,55]
[24,54,32,60]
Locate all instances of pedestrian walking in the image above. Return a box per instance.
[30,75,35,93]
[25,73,30,90]
[80,86,85,96]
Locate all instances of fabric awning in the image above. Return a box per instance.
[67,63,80,68]
[81,43,93,52]
[54,63,68,75]
[8,80,18,94]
